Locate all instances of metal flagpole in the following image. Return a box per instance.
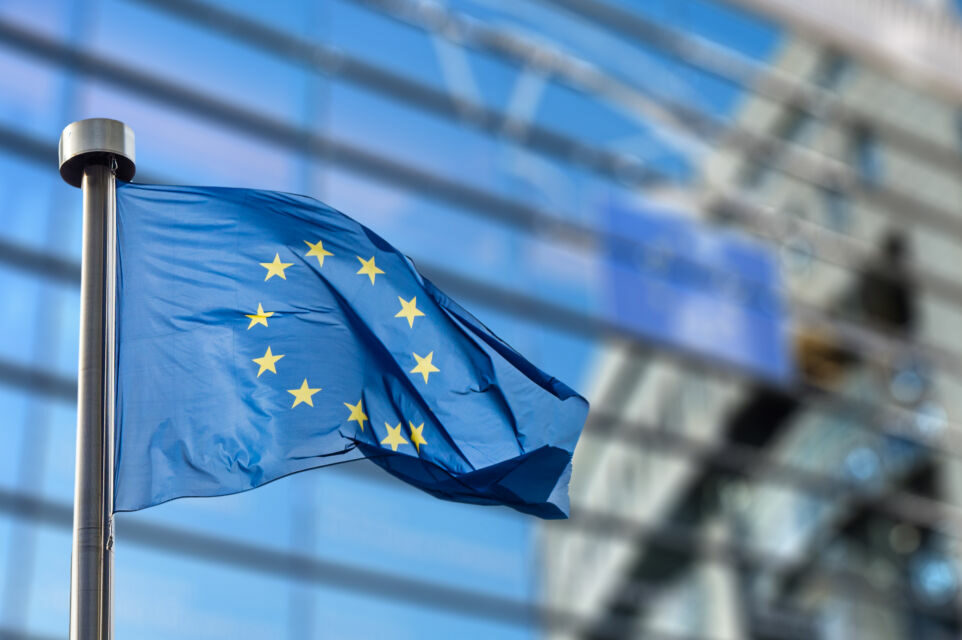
[58,118,135,640]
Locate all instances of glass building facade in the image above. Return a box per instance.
[1,0,961,638]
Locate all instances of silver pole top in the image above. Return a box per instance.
[59,118,136,188]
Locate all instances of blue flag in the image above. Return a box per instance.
[114,183,588,519]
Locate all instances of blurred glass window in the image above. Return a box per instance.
[822,187,851,231]
[853,127,882,184]
[814,52,851,89]
[779,110,813,142]
[741,109,812,188]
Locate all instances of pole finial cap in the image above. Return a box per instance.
[59,118,136,188]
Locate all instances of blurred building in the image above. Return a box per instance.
[543,1,962,639]
[2,0,962,639]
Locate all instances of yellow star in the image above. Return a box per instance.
[304,239,333,267]
[260,253,293,281]
[410,351,439,384]
[356,255,385,285]
[344,399,368,431]
[408,421,427,453]
[380,422,409,452]
[245,303,274,329]
[288,379,321,408]
[252,346,284,377]
[395,296,425,328]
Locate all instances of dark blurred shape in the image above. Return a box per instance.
[860,231,916,335]
[798,230,915,389]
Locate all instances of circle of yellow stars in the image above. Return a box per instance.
[243,239,440,454]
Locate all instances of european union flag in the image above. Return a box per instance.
[115,183,588,519]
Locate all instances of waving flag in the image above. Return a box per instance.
[114,183,588,518]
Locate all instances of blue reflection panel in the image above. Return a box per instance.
[605,203,791,381]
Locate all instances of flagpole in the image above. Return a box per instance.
[59,118,135,640]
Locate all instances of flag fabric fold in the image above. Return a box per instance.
[114,183,588,518]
